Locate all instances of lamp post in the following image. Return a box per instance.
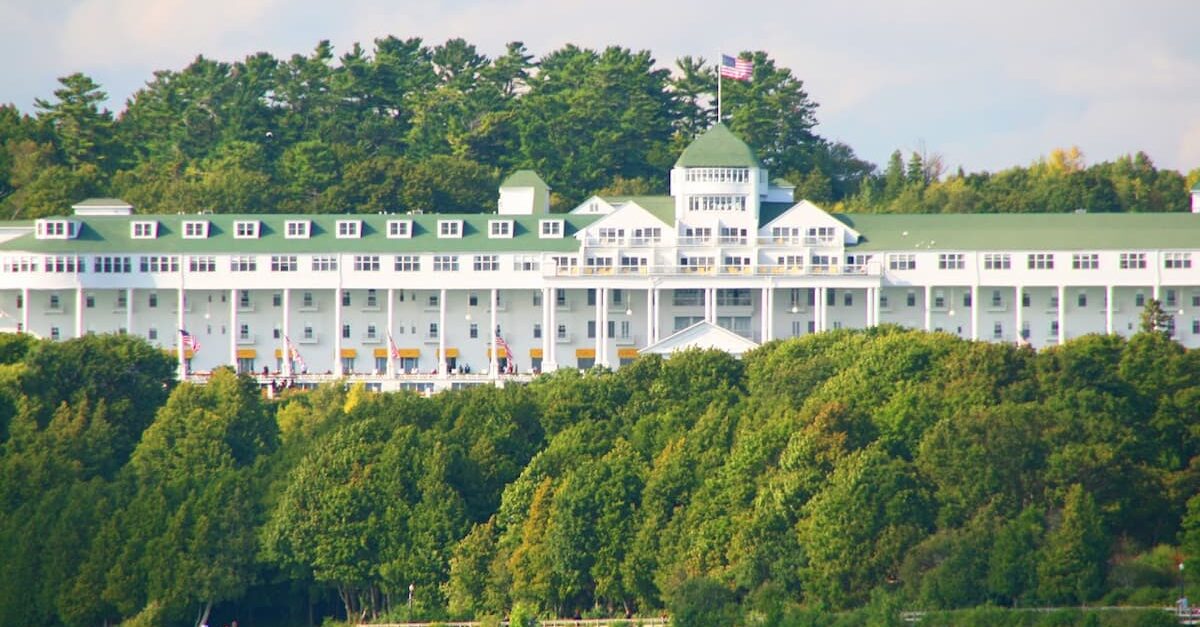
[1181,562,1186,612]
[408,582,414,621]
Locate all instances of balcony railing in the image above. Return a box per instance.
[548,263,880,278]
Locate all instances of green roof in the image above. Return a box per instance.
[839,212,1200,252]
[601,195,676,225]
[72,198,132,207]
[675,123,761,168]
[0,213,600,255]
[758,202,796,227]
[500,170,550,213]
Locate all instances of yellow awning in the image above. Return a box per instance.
[575,348,596,359]
[236,349,257,359]
[274,348,284,358]
[168,348,195,359]
[529,348,543,358]
[436,348,459,358]
[340,348,357,358]
[618,348,639,359]
[487,347,511,359]
[373,348,389,358]
[397,348,420,358]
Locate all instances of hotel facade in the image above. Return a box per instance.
[3,124,1200,391]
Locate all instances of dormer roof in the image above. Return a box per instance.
[675,123,761,168]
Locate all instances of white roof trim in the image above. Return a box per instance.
[761,200,861,242]
[640,321,760,357]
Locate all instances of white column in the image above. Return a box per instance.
[924,285,933,332]
[864,288,873,328]
[547,289,558,370]
[490,288,499,379]
[709,288,718,325]
[125,288,134,336]
[385,288,394,377]
[646,287,656,345]
[21,287,30,334]
[1153,284,1161,302]
[283,288,292,376]
[177,285,186,379]
[229,289,238,370]
[761,287,771,342]
[1015,286,1024,343]
[438,288,447,377]
[600,288,610,367]
[594,288,603,364]
[819,287,828,332]
[971,284,980,341]
[542,288,549,369]
[873,286,883,327]
[1105,285,1114,335]
[1058,285,1067,344]
[75,287,84,338]
[765,286,775,341]
[334,288,343,376]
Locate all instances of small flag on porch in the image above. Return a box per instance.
[179,328,200,353]
[719,54,753,81]
[388,331,402,360]
[285,335,306,372]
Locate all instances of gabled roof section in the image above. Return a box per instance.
[500,170,550,213]
[674,123,761,168]
[575,201,670,239]
[570,196,618,216]
[72,198,132,216]
[602,195,675,226]
[640,321,760,357]
[761,200,861,243]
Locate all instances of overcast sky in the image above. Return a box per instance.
[2,0,1199,174]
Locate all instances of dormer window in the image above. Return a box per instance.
[233,220,260,239]
[540,219,563,238]
[438,220,462,238]
[387,219,412,239]
[131,221,157,239]
[35,219,78,240]
[336,220,361,239]
[182,221,209,239]
[489,220,513,238]
[285,220,311,239]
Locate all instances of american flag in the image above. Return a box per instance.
[388,331,402,360]
[179,328,200,353]
[285,335,306,372]
[495,334,515,373]
[719,54,753,81]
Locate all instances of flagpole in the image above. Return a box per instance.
[717,54,722,124]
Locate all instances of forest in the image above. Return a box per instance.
[3,307,1200,626]
[1,37,1198,219]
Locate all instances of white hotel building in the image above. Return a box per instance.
[3,124,1200,391]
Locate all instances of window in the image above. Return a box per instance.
[585,256,614,272]
[938,254,965,270]
[983,254,1011,270]
[963,292,972,308]
[1072,253,1099,270]
[342,291,351,307]
[991,290,1003,308]
[36,219,76,239]
[438,220,462,238]
[993,322,1003,340]
[934,291,946,309]
[719,226,748,244]
[303,324,314,340]
[386,220,412,239]
[395,255,420,271]
[1166,289,1178,308]
[148,293,158,308]
[717,289,752,306]
[189,256,216,272]
[427,323,439,339]
[285,220,310,239]
[311,255,337,271]
[673,289,704,307]
[557,324,567,339]
[687,194,747,211]
[342,324,351,339]
[906,291,916,307]
[49,294,61,310]
[1165,252,1192,269]
[533,324,542,339]
[131,221,157,239]
[353,255,380,271]
[1078,293,1088,307]
[433,255,459,271]
[302,292,314,308]
[806,227,837,244]
[366,289,378,308]
[1119,252,1147,269]
[1136,292,1146,307]
[587,320,596,339]
[632,227,661,245]
[684,167,750,183]
[597,227,625,245]
[84,294,95,308]
[94,256,132,273]
[843,292,853,307]
[231,256,257,272]
[336,220,361,239]
[889,254,916,271]
[239,290,251,308]
[1027,253,1054,270]
[469,323,478,339]
[181,221,207,237]
[273,293,282,307]
[139,256,179,273]
[271,255,297,272]
[540,219,564,238]
[233,220,259,239]
[514,255,540,272]
[489,220,513,238]
[474,255,500,271]
[620,256,647,272]
[1022,292,1031,307]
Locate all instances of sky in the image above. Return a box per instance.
[2,0,1199,175]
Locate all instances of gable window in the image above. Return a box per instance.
[336,220,361,239]
[131,221,157,239]
[806,227,836,244]
[438,220,462,238]
[233,220,260,239]
[387,220,412,239]
[540,219,563,238]
[182,221,208,239]
[285,220,310,239]
[489,220,513,238]
[632,227,661,245]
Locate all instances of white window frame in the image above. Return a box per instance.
[336,220,362,239]
[433,255,459,271]
[540,219,564,238]
[182,221,209,239]
[1027,253,1054,270]
[474,255,500,271]
[983,253,1011,270]
[285,220,311,239]
[438,220,463,239]
[489,220,513,239]
[888,254,916,271]
[1072,253,1099,270]
[233,220,260,239]
[130,221,157,239]
[1165,252,1193,269]
[1119,252,1147,270]
[387,219,413,239]
[394,255,421,272]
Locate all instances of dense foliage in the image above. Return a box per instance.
[2,38,1196,219]
[4,325,1200,626]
